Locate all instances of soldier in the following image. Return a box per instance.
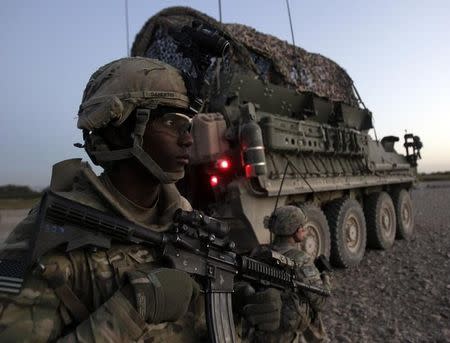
[0,57,282,342]
[265,205,332,343]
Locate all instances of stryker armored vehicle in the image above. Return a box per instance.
[131,7,423,267]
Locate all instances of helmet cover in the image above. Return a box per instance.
[268,205,308,236]
[78,57,190,131]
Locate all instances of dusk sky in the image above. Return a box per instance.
[1,0,449,188]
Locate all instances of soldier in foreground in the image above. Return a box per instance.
[265,205,332,343]
[0,57,283,342]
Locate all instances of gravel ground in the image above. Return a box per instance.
[1,183,449,342]
[323,182,450,343]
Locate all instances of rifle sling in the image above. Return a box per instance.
[53,283,90,323]
[41,266,90,324]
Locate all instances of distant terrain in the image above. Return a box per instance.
[0,185,41,209]
[418,171,450,182]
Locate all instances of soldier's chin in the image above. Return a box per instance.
[166,163,186,172]
[163,169,185,183]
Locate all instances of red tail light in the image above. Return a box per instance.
[217,159,231,170]
[210,175,219,187]
[245,164,252,178]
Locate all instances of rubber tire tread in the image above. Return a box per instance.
[302,204,331,259]
[324,198,367,268]
[392,189,415,240]
[364,192,396,250]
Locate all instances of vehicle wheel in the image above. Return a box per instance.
[365,192,396,250]
[325,198,366,268]
[392,189,414,240]
[298,205,331,260]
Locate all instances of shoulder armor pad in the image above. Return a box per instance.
[50,159,85,192]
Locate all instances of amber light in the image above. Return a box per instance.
[217,159,231,170]
[210,175,219,187]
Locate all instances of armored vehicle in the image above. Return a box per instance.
[131,7,422,267]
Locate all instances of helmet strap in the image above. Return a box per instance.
[130,109,184,184]
[84,109,185,184]
[83,129,134,165]
[130,144,184,184]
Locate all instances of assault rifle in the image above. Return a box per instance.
[0,191,329,343]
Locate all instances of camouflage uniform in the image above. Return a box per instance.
[272,237,331,343]
[0,159,207,342]
[0,57,207,342]
[0,57,282,342]
[265,206,332,343]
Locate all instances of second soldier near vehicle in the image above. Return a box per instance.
[262,205,332,343]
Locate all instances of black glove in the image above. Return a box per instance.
[241,287,282,332]
[280,291,311,332]
[125,267,200,323]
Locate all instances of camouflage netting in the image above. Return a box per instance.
[132,6,359,107]
[224,23,358,107]
[132,7,253,72]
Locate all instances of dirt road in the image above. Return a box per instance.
[323,182,450,343]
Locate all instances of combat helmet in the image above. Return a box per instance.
[267,205,308,236]
[77,57,198,183]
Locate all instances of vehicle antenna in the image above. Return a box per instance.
[283,155,324,207]
[125,0,130,56]
[274,160,289,211]
[372,121,378,142]
[351,79,378,141]
[275,0,298,213]
[285,0,296,49]
[270,160,289,243]
[351,81,367,110]
[218,0,223,22]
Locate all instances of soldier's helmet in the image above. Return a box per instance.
[77,57,196,183]
[267,205,308,236]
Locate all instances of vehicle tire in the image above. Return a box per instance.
[364,192,396,250]
[324,198,366,268]
[298,205,331,260]
[392,189,414,240]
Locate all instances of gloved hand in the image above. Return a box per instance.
[240,286,282,332]
[321,271,332,290]
[125,267,200,324]
[280,291,311,332]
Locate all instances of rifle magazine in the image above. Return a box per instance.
[205,291,236,343]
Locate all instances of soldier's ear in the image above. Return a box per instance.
[294,226,303,236]
[269,214,277,229]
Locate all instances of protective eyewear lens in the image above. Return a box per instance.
[159,112,193,134]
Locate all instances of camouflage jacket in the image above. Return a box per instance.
[0,159,208,343]
[258,237,331,343]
